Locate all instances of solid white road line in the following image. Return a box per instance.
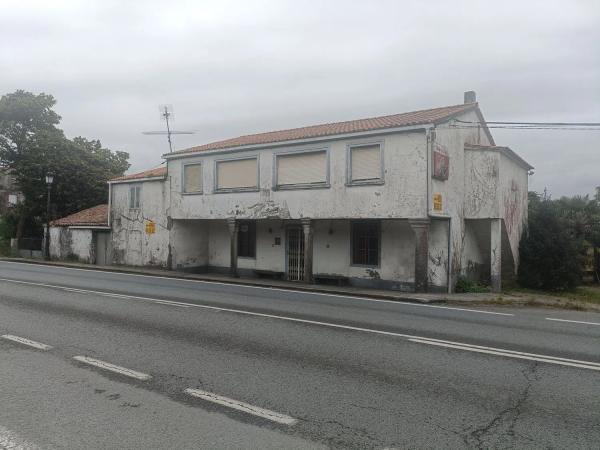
[409,338,600,371]
[1,334,52,350]
[0,261,514,316]
[73,356,152,380]
[546,317,600,326]
[184,388,297,425]
[410,336,600,367]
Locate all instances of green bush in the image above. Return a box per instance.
[455,276,489,293]
[518,193,582,291]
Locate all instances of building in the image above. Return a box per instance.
[0,169,23,214]
[51,92,533,292]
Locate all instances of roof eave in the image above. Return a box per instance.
[108,175,167,184]
[164,123,434,160]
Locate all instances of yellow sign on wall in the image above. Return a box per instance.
[433,193,443,212]
[145,220,156,235]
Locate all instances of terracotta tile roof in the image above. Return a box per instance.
[464,143,533,170]
[173,103,478,156]
[111,166,167,182]
[50,204,108,227]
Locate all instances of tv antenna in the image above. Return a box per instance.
[142,104,194,153]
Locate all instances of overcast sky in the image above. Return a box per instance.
[1,0,598,197]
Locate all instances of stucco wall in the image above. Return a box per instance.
[427,219,449,290]
[49,227,94,263]
[110,179,170,267]
[499,154,528,268]
[170,220,209,270]
[167,131,428,220]
[433,109,493,286]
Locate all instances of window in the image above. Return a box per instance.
[183,163,203,193]
[275,150,328,188]
[237,221,256,258]
[348,143,383,184]
[129,185,141,209]
[351,220,380,266]
[216,157,258,191]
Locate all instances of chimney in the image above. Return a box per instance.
[464,91,477,104]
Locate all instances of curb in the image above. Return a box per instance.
[0,257,446,305]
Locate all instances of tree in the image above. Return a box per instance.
[518,192,582,290]
[0,90,129,237]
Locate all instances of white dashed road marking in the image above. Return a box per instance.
[184,388,297,425]
[73,356,152,380]
[1,335,52,350]
[546,317,600,326]
[0,425,39,450]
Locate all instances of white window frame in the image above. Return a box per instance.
[129,184,141,210]
[182,162,203,194]
[346,140,385,186]
[272,146,330,190]
[213,155,260,193]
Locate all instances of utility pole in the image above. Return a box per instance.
[44,173,54,260]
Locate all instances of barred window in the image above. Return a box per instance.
[237,221,256,258]
[351,220,380,266]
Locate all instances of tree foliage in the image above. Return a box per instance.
[518,190,600,290]
[0,90,129,236]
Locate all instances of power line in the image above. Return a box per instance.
[454,119,600,126]
[448,125,600,131]
[450,118,600,130]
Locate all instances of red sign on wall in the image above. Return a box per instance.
[432,150,449,180]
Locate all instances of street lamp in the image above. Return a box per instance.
[44,173,54,260]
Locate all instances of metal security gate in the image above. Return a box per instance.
[287,227,305,281]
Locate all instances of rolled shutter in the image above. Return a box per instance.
[277,151,327,186]
[217,158,258,189]
[184,164,202,192]
[351,145,381,181]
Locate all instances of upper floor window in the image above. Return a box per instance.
[347,143,383,185]
[183,163,203,193]
[129,185,141,209]
[274,149,328,189]
[215,157,258,192]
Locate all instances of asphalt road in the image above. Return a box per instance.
[0,261,599,449]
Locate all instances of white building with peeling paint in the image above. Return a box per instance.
[52,92,533,293]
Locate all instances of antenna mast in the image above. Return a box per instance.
[142,104,194,153]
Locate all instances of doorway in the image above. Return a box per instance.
[287,227,304,281]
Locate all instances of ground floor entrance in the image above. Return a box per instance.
[286,226,305,281]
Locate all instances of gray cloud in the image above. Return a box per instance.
[1,0,598,196]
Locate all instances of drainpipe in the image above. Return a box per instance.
[107,182,112,228]
[447,217,452,293]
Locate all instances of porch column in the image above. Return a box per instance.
[409,218,430,292]
[490,218,502,292]
[301,218,313,283]
[227,218,239,277]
